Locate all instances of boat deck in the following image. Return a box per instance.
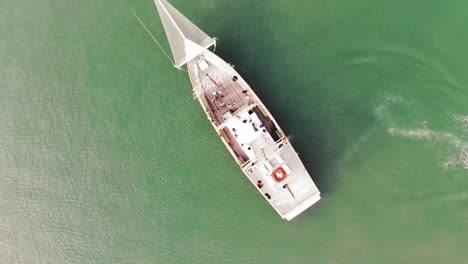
[187,51,321,220]
[191,57,254,125]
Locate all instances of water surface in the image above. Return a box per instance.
[0,0,467,263]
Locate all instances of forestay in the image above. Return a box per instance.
[153,0,216,68]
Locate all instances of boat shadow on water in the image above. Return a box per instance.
[204,1,342,194]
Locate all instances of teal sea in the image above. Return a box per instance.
[1,0,467,263]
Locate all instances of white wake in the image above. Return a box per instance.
[374,93,406,119]
[387,127,468,170]
[452,114,468,134]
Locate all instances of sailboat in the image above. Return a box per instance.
[153,0,321,220]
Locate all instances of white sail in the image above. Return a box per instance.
[153,0,216,68]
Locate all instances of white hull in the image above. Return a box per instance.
[153,0,320,220]
[187,51,321,220]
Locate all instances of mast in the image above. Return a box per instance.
[153,0,216,68]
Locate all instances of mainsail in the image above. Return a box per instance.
[153,0,216,68]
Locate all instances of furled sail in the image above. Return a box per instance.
[153,0,216,68]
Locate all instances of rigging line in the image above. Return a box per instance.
[132,11,175,66]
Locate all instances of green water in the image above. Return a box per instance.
[1,0,467,263]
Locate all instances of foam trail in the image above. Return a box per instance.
[443,149,468,170]
[387,128,433,140]
[452,114,468,134]
[388,128,468,147]
[444,191,468,201]
[383,93,405,104]
[388,127,468,169]
[374,93,405,119]
[453,114,468,123]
